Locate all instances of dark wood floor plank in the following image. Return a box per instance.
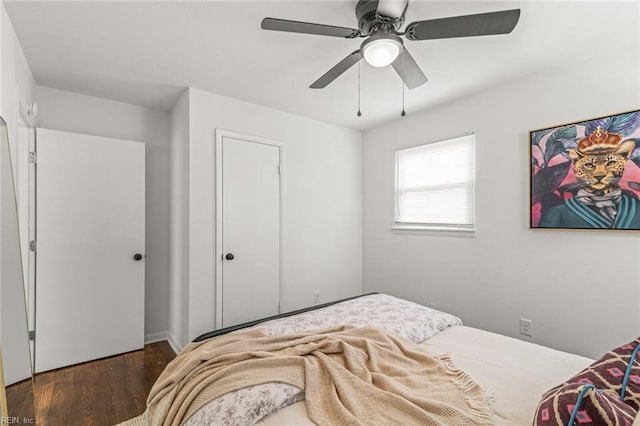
[5,378,35,420]
[7,340,175,426]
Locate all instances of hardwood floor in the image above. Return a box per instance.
[6,378,34,421]
[7,341,176,426]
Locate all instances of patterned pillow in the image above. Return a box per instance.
[534,338,640,425]
[534,383,636,426]
[567,338,640,411]
[253,294,462,344]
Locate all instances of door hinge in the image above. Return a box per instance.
[29,330,35,341]
[29,240,37,252]
[29,152,37,164]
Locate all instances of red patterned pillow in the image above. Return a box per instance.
[534,383,635,426]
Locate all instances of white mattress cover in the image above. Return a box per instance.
[258,325,593,425]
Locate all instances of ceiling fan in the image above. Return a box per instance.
[261,0,521,90]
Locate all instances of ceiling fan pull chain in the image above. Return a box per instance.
[357,59,362,117]
[400,52,406,116]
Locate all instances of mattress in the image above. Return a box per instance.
[257,325,593,425]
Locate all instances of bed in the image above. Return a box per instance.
[120,293,636,425]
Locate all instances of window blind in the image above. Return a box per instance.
[395,134,475,229]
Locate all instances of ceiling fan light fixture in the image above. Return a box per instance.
[361,31,403,68]
[362,38,402,67]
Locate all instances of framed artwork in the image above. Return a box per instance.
[530,109,640,230]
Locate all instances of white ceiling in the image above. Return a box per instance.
[4,1,639,131]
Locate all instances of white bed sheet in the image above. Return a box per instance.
[258,325,593,425]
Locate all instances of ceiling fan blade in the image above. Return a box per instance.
[261,18,361,38]
[376,0,408,19]
[310,50,362,89]
[391,48,428,89]
[405,9,521,41]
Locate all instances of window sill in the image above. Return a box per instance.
[391,225,476,238]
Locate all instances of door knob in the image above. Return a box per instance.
[225,253,235,261]
[133,253,143,261]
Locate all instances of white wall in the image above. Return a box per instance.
[35,86,171,341]
[0,1,35,385]
[363,44,640,359]
[0,3,34,152]
[169,90,189,349]
[181,87,363,342]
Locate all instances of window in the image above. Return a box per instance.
[394,134,475,231]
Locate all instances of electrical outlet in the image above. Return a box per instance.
[520,318,533,337]
[313,291,320,304]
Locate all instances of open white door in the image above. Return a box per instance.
[216,132,281,328]
[35,128,145,373]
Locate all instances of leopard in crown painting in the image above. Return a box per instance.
[530,110,640,229]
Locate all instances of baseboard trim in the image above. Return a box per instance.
[144,331,168,345]
[166,332,182,354]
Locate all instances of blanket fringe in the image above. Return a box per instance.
[439,353,495,425]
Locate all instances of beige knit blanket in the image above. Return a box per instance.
[145,325,493,426]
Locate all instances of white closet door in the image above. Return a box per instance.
[220,135,280,327]
[35,128,145,373]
